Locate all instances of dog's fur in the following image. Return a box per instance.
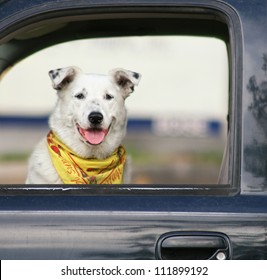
[26,66,141,184]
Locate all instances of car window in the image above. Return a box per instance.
[0,36,228,185]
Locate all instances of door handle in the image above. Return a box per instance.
[156,231,232,260]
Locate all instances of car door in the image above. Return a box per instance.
[0,0,267,260]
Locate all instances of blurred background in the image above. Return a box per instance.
[0,36,228,184]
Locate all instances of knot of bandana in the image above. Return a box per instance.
[47,131,126,184]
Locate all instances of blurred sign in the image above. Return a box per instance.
[153,118,222,137]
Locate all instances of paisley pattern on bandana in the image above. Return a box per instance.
[47,131,126,184]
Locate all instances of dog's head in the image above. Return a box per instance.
[48,66,141,158]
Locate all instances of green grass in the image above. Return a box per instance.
[126,146,223,166]
[0,149,223,167]
[126,147,158,164]
[0,152,29,162]
[190,151,223,165]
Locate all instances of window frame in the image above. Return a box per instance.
[0,0,243,196]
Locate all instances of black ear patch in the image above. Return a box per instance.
[49,66,80,91]
[133,72,140,79]
[49,69,60,80]
[109,68,141,98]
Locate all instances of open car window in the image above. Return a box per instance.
[0,3,242,195]
[0,36,228,185]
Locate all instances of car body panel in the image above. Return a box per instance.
[1,210,267,259]
[1,0,267,259]
[0,194,267,259]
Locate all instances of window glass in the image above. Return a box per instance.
[0,36,229,184]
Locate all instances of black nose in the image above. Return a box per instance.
[88,112,103,125]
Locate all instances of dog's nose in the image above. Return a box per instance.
[88,112,103,125]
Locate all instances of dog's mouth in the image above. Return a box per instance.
[76,124,110,145]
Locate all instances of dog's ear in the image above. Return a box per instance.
[109,68,141,98]
[49,66,81,90]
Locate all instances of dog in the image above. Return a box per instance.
[26,66,141,184]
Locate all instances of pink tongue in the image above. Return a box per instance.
[82,128,107,145]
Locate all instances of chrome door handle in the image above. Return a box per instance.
[156,231,232,260]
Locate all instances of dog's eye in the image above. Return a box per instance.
[105,93,114,100]
[75,93,85,100]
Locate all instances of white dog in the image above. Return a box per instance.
[26,66,141,184]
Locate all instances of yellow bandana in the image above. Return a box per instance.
[47,131,126,184]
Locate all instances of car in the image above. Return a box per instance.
[0,0,267,260]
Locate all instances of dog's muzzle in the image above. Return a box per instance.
[76,112,110,146]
